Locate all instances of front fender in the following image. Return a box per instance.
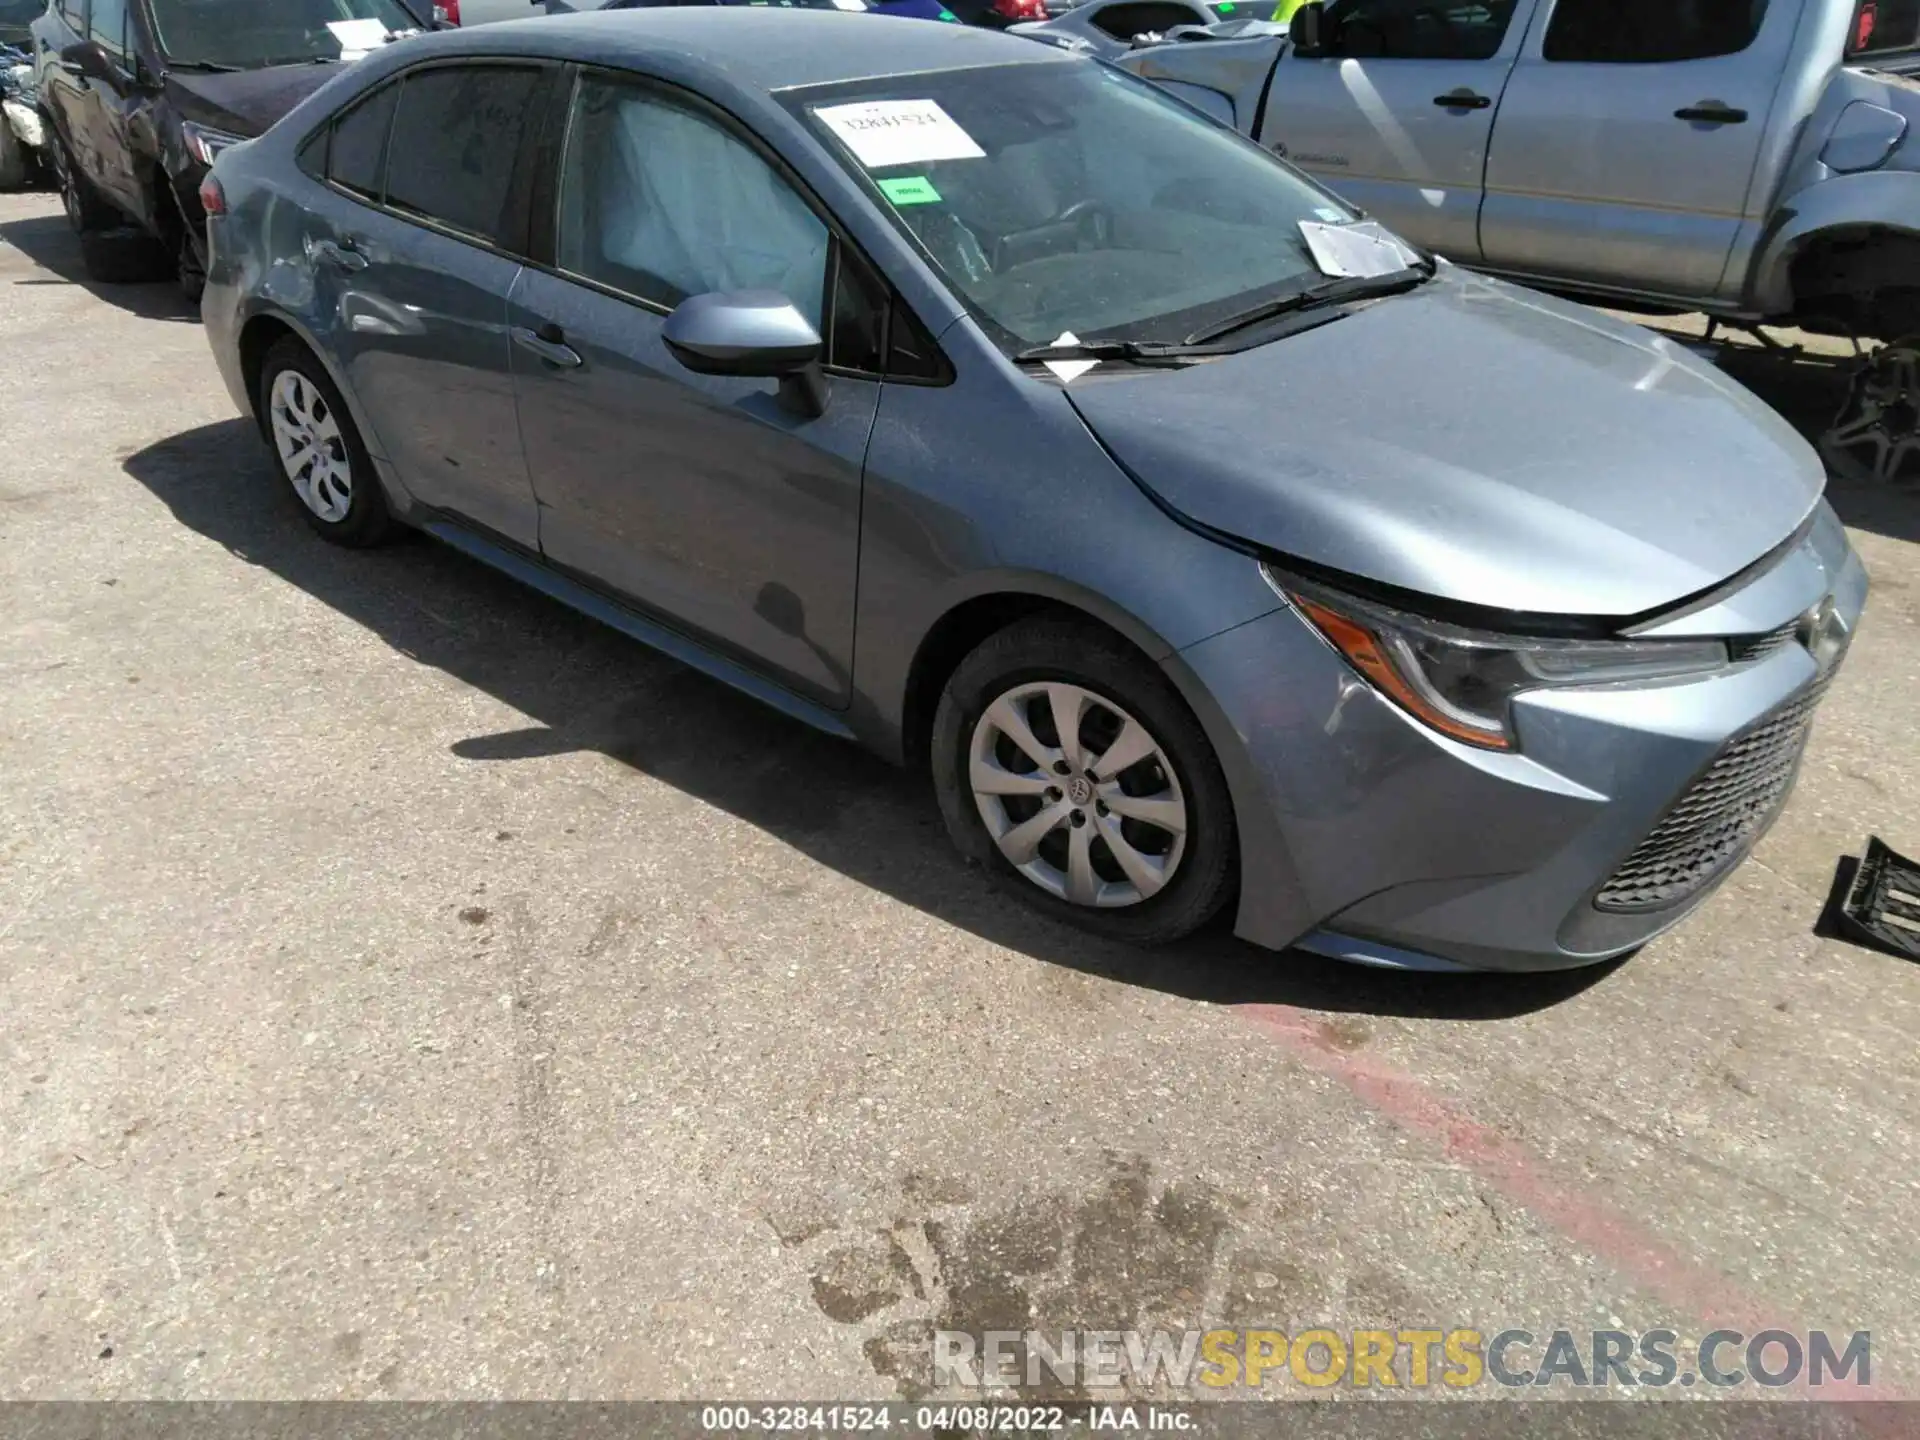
[1747,168,1920,314]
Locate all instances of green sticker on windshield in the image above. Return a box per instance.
[878,175,943,206]
[938,7,959,16]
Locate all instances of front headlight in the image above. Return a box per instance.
[181,121,246,169]
[1268,566,1730,752]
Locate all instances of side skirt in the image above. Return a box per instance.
[420,518,859,743]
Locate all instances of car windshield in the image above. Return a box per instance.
[148,0,423,69]
[721,0,870,8]
[785,61,1381,352]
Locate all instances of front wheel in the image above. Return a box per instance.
[932,616,1238,946]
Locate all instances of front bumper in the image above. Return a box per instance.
[1178,503,1868,972]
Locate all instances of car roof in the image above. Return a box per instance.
[418,8,1071,92]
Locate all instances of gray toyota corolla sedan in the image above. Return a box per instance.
[199,9,1866,972]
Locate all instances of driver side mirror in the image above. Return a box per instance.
[1287,1,1328,53]
[662,290,829,419]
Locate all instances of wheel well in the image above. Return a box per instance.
[899,593,1156,771]
[238,316,298,431]
[1785,227,1920,341]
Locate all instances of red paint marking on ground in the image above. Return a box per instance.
[1238,1002,1902,1412]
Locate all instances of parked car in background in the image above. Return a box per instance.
[32,0,428,295]
[202,10,1863,972]
[595,0,959,23]
[1,5,52,189]
[1030,0,1920,485]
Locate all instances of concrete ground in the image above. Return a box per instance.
[3,187,1919,1403]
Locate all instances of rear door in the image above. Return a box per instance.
[1266,0,1529,258]
[1478,0,1792,301]
[300,61,552,548]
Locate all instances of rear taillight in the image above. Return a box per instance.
[435,0,460,22]
[992,0,1047,18]
[1854,0,1876,49]
[199,174,226,217]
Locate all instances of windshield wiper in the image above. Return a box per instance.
[167,58,242,71]
[1011,337,1207,368]
[1183,264,1434,346]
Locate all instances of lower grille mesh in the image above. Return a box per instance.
[1594,679,1830,912]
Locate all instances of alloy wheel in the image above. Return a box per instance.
[1820,339,1920,490]
[268,370,354,523]
[968,680,1188,908]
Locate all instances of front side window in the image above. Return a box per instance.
[1543,0,1768,63]
[89,0,126,53]
[385,65,542,244]
[1325,0,1517,59]
[147,0,421,70]
[326,80,399,198]
[787,62,1371,353]
[557,79,830,324]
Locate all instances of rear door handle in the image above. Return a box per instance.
[1675,101,1747,124]
[1432,89,1492,109]
[305,235,368,272]
[511,324,582,370]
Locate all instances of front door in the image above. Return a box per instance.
[1268,0,1529,259]
[1478,0,1790,301]
[509,75,878,707]
[304,62,549,548]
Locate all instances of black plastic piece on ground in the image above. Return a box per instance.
[1832,836,1920,961]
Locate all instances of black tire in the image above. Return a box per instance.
[77,225,169,283]
[51,129,114,233]
[932,615,1238,946]
[50,130,170,282]
[175,231,206,303]
[256,336,399,547]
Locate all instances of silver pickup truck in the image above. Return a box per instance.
[1025,0,1920,479]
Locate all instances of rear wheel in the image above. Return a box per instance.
[52,131,167,283]
[257,337,398,547]
[931,616,1237,945]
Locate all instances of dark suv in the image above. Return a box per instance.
[34,0,430,296]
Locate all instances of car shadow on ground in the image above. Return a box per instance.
[121,418,1625,1022]
[0,211,195,323]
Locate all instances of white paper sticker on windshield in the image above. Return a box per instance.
[326,18,391,55]
[1298,219,1417,278]
[814,100,985,169]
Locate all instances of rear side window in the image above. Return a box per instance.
[384,65,544,243]
[1543,0,1768,62]
[1325,0,1518,59]
[327,82,401,199]
[1849,0,1920,55]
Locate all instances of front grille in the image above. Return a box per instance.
[1594,679,1831,912]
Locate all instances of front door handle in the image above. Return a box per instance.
[1433,89,1492,109]
[511,324,582,370]
[305,235,368,272]
[1675,101,1747,124]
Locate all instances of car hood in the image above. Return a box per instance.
[164,64,340,137]
[1065,269,1824,619]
